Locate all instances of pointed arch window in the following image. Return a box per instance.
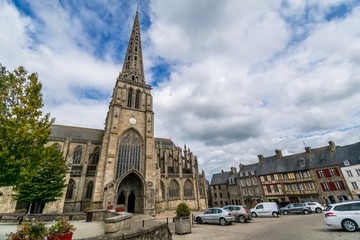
[66,179,75,199]
[184,180,193,198]
[90,147,100,165]
[135,90,141,109]
[135,46,137,52]
[127,88,133,107]
[169,180,179,198]
[85,181,94,199]
[72,146,82,164]
[116,130,142,179]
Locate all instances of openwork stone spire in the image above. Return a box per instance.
[120,10,145,84]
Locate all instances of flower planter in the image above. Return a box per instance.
[48,232,73,240]
[116,207,124,212]
[175,217,191,235]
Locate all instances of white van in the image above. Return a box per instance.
[250,202,280,217]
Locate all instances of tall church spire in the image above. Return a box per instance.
[120,10,145,84]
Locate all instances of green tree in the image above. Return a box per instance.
[0,65,66,212]
[14,146,67,213]
[0,65,53,186]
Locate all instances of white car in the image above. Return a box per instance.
[305,202,325,213]
[324,201,360,232]
[250,202,280,217]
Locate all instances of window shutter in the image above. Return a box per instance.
[340,181,345,189]
[324,169,331,177]
[334,168,340,176]
[320,182,325,191]
[329,182,336,191]
[316,170,321,178]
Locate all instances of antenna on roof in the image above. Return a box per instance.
[303,141,306,147]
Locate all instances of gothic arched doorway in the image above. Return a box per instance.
[117,172,144,213]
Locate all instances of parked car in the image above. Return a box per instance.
[194,207,235,225]
[223,205,252,223]
[305,202,325,213]
[280,203,312,215]
[250,202,280,217]
[324,200,360,232]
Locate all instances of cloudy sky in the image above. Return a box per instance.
[1,0,360,179]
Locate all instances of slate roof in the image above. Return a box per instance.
[155,138,176,148]
[210,171,232,185]
[257,144,342,176]
[239,163,258,174]
[50,125,104,142]
[336,142,360,167]
[50,125,178,148]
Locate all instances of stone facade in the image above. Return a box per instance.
[0,11,207,215]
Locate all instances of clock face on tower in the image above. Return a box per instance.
[129,117,137,125]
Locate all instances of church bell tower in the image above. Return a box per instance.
[92,10,156,215]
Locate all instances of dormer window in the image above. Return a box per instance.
[299,159,305,167]
[251,171,255,175]
[245,172,249,176]
[343,160,350,166]
[239,173,243,177]
[320,153,326,161]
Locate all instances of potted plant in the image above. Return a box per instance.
[116,204,126,212]
[7,219,48,240]
[174,202,191,235]
[48,218,76,240]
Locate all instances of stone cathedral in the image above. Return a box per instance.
[0,11,207,215]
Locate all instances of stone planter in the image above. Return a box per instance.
[174,217,191,235]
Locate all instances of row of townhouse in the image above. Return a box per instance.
[209,141,360,208]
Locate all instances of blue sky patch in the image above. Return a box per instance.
[325,3,353,21]
[150,59,172,86]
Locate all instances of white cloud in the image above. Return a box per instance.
[1,0,360,179]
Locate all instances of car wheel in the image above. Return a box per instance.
[195,217,202,224]
[251,212,257,217]
[272,212,278,217]
[238,215,246,223]
[219,217,227,226]
[283,210,288,215]
[342,219,358,232]
[315,208,322,213]
[303,209,309,215]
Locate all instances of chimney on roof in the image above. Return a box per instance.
[305,147,311,153]
[230,167,237,174]
[221,170,224,173]
[328,141,336,151]
[275,149,282,159]
[239,163,245,171]
[257,155,264,162]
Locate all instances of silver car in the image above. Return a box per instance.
[281,203,312,215]
[223,205,252,223]
[194,207,235,225]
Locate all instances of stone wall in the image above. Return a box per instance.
[76,223,172,240]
